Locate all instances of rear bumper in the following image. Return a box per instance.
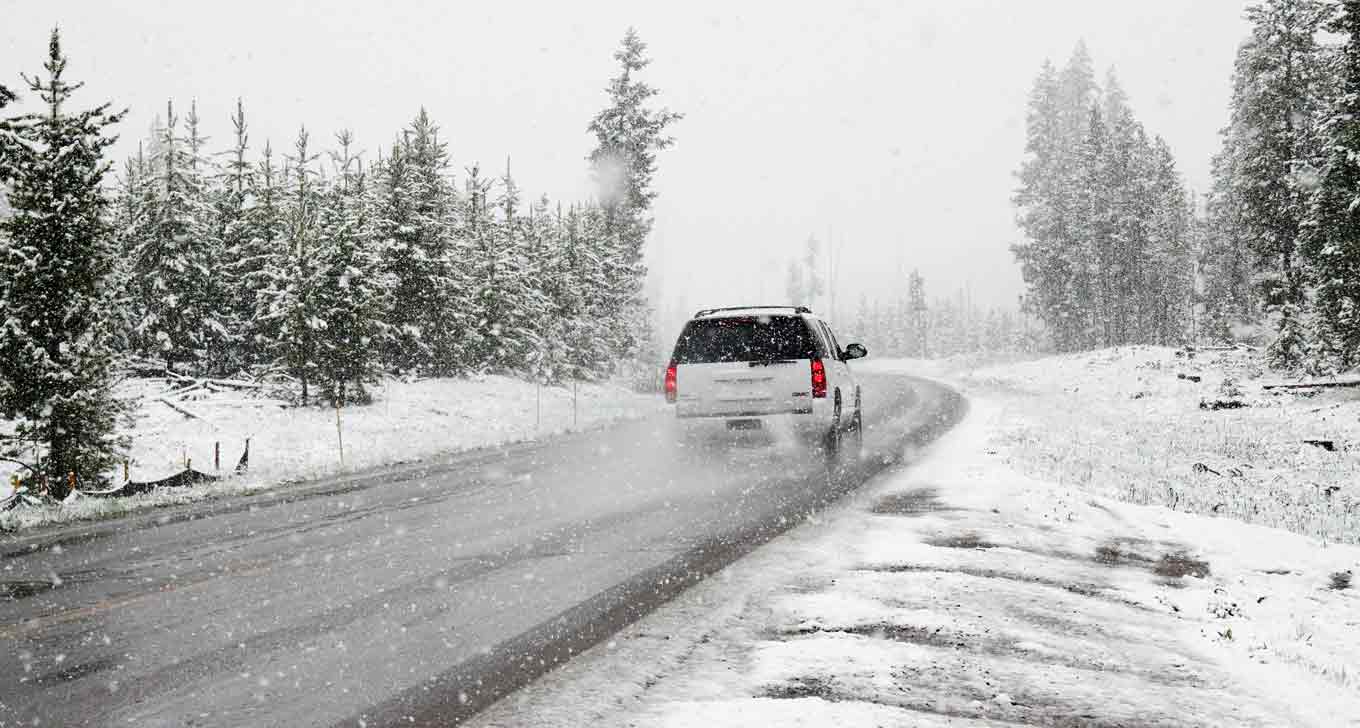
[674,397,831,422]
[675,406,812,419]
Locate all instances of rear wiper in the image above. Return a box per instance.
[749,359,797,367]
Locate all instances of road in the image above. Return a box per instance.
[0,372,964,727]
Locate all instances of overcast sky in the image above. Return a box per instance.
[2,0,1252,333]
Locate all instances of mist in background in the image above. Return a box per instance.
[1,0,1252,339]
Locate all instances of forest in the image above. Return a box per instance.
[0,28,679,486]
[1010,0,1360,374]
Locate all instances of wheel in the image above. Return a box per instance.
[823,394,843,457]
[847,390,864,458]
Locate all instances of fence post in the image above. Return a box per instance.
[335,399,345,468]
[214,442,221,472]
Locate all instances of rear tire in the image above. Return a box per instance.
[823,395,843,458]
[847,391,864,459]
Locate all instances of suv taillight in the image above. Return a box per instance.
[665,361,678,403]
[810,358,827,398]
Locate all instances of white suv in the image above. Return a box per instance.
[664,306,868,454]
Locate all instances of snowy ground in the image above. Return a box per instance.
[0,375,662,532]
[957,345,1360,544]
[469,360,1360,727]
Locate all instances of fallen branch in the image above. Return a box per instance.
[164,381,206,399]
[1262,379,1360,391]
[156,397,206,421]
[194,399,291,408]
[207,378,265,390]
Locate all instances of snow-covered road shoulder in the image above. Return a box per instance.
[470,385,1360,727]
[1,375,662,532]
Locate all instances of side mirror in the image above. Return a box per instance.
[843,343,868,361]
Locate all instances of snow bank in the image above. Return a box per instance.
[961,345,1360,544]
[1,375,662,532]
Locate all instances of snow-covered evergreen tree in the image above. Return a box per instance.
[1015,45,1197,354]
[1070,103,1108,349]
[185,100,232,373]
[1145,137,1195,345]
[565,203,614,376]
[127,100,225,373]
[1201,121,1258,342]
[259,127,324,403]
[522,196,574,383]
[0,81,14,177]
[107,145,147,355]
[368,110,465,376]
[1013,47,1100,352]
[1221,0,1333,366]
[312,130,387,404]
[587,28,681,363]
[907,269,928,357]
[216,99,258,372]
[240,140,286,368]
[0,29,129,493]
[473,163,546,373]
[1011,60,1069,346]
[462,163,501,369]
[1304,0,1360,369]
[1099,72,1155,346]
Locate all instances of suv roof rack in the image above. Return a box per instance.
[692,305,812,318]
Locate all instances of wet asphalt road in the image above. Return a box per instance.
[0,372,963,727]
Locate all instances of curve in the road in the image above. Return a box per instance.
[0,373,965,728]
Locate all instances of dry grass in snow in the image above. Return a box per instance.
[946,345,1360,544]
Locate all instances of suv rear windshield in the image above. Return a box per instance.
[671,316,818,364]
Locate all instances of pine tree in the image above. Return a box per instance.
[1202,125,1257,341]
[185,100,232,374]
[587,28,681,363]
[463,163,500,369]
[1222,0,1333,366]
[242,141,285,368]
[127,100,224,373]
[259,127,324,403]
[523,195,572,383]
[312,130,387,404]
[1145,137,1194,345]
[1011,60,1066,343]
[0,29,128,494]
[370,110,464,376]
[1016,44,1197,354]
[567,204,615,375]
[1305,0,1360,369]
[480,162,547,373]
[0,82,14,178]
[1012,46,1100,352]
[1100,71,1158,346]
[1069,103,1107,349]
[107,146,147,355]
[908,269,928,357]
[217,99,258,372]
